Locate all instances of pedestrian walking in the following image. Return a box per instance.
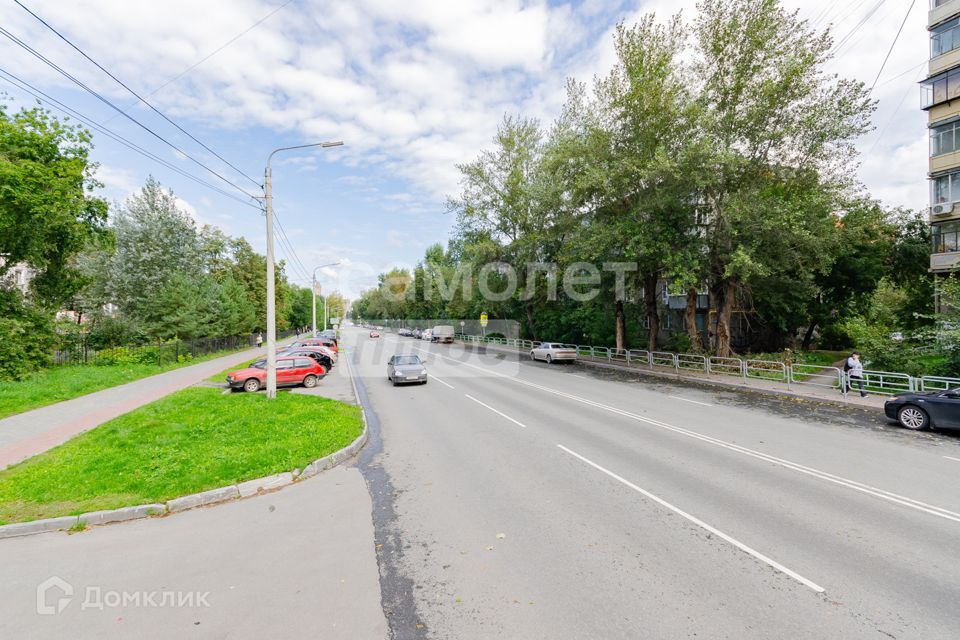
[256,333,263,349]
[844,351,866,397]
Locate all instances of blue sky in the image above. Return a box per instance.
[0,0,930,298]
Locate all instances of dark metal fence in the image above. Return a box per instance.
[53,330,299,367]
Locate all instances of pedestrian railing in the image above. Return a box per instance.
[451,333,960,401]
[745,359,787,382]
[919,375,960,392]
[708,356,744,378]
[790,364,843,391]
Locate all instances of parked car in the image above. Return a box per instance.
[370,330,381,338]
[287,343,337,362]
[296,338,338,354]
[319,329,338,341]
[421,329,433,341]
[387,354,428,385]
[412,328,422,339]
[278,348,334,371]
[226,356,327,393]
[530,343,578,364]
[433,325,455,344]
[885,388,960,430]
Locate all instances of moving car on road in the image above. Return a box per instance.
[227,356,327,393]
[432,325,455,344]
[369,330,381,338]
[530,342,578,364]
[387,354,428,386]
[885,388,960,431]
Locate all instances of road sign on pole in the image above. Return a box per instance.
[480,313,488,327]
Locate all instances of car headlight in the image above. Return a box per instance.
[889,396,899,402]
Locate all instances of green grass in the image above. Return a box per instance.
[0,387,363,524]
[206,357,259,383]
[0,347,251,420]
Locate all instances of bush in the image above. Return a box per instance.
[0,292,54,379]
[817,323,853,350]
[665,332,692,353]
[94,345,160,366]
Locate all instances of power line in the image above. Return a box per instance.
[831,0,890,55]
[870,0,917,92]
[0,25,261,204]
[0,66,261,211]
[13,0,261,189]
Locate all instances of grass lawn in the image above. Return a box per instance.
[0,347,251,420]
[206,357,259,383]
[0,387,363,524]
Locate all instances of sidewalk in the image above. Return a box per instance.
[463,341,888,411]
[0,344,283,470]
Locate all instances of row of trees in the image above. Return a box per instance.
[1,102,343,377]
[355,0,938,370]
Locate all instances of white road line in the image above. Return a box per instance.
[464,394,526,428]
[570,374,589,380]
[557,444,825,593]
[668,395,713,407]
[421,348,960,525]
[430,374,455,390]
[944,456,960,463]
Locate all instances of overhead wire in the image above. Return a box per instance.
[831,0,890,55]
[0,66,262,212]
[13,0,261,189]
[870,0,917,92]
[0,25,261,204]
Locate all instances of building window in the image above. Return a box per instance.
[922,67,960,108]
[933,220,960,253]
[932,119,960,156]
[932,17,960,58]
[930,171,960,204]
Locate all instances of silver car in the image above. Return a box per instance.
[530,342,578,364]
[387,354,428,385]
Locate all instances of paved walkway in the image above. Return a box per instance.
[463,342,889,410]
[0,344,285,470]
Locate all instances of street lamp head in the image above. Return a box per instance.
[321,141,344,148]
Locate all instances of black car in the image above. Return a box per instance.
[884,388,960,430]
[278,348,334,371]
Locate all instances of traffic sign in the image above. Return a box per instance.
[480,312,488,327]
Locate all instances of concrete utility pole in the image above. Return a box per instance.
[263,140,343,399]
[312,262,340,336]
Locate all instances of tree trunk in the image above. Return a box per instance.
[614,298,625,352]
[712,279,736,357]
[644,272,659,352]
[525,302,536,340]
[801,320,817,350]
[684,287,701,352]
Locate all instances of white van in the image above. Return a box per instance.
[432,325,455,344]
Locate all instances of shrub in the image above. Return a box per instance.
[666,332,692,353]
[817,323,853,350]
[0,292,54,379]
[94,345,159,366]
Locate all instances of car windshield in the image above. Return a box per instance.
[394,355,421,365]
[251,359,266,369]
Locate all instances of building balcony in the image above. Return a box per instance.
[931,251,960,272]
[931,46,960,76]
[931,0,960,28]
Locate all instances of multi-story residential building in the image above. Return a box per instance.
[925,1,960,283]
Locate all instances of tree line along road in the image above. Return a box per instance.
[347,327,960,640]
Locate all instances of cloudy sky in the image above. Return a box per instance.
[0,0,928,298]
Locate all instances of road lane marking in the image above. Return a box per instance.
[430,374,455,390]
[420,347,960,524]
[944,456,960,463]
[557,444,825,593]
[668,395,713,407]
[464,394,526,428]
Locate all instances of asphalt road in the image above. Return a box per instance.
[348,327,960,640]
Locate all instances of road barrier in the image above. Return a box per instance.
[449,332,958,400]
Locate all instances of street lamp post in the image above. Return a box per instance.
[312,262,340,336]
[263,140,343,399]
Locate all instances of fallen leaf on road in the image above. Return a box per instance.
[485,545,494,551]
[496,533,506,539]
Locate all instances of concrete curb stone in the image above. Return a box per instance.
[0,353,370,540]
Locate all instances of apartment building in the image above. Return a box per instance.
[925,1,960,277]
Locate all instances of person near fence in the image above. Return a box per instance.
[844,351,866,397]
[256,333,263,349]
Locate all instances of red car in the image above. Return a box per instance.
[296,338,338,354]
[226,355,327,393]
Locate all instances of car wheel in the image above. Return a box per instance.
[422,379,428,385]
[546,355,553,364]
[897,405,930,431]
[530,351,537,361]
[392,379,398,387]
[243,378,261,393]
[302,374,318,389]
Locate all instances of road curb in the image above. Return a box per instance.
[0,398,369,540]
[460,341,885,414]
